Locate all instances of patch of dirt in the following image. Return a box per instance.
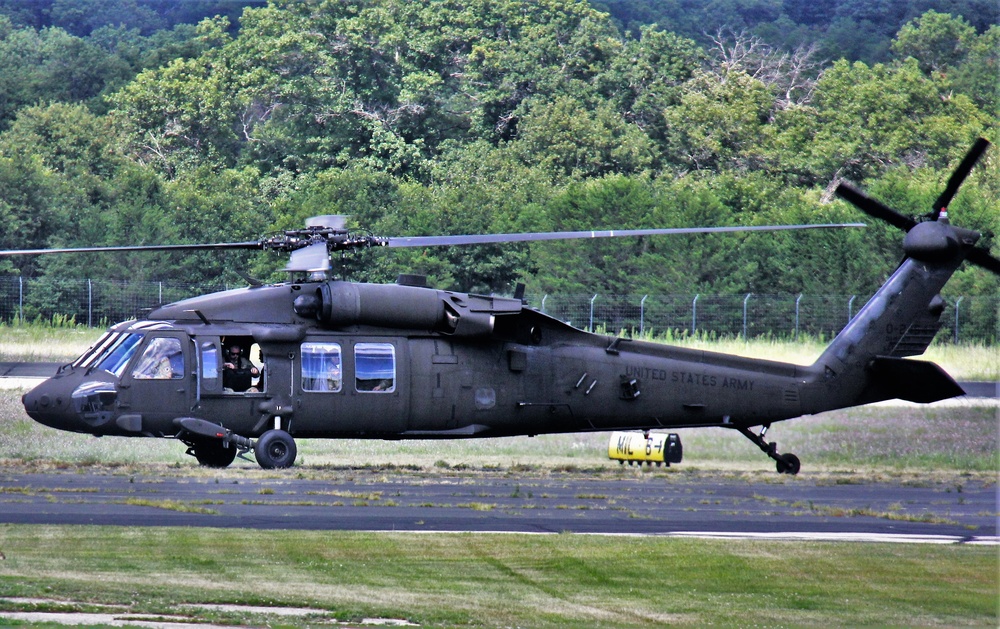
[0,597,419,627]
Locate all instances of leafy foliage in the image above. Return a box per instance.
[0,0,995,305]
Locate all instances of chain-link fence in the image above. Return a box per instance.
[0,277,229,328]
[524,292,998,343]
[1,276,997,343]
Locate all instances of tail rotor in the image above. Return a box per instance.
[834,137,1000,276]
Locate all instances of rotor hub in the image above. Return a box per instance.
[903,221,960,262]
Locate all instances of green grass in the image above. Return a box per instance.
[0,526,995,628]
[0,322,98,362]
[643,334,998,381]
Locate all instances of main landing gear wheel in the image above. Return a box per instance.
[254,429,297,469]
[189,439,238,468]
[735,424,801,475]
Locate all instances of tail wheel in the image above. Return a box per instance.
[254,429,297,469]
[776,453,801,475]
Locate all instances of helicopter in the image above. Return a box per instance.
[3,139,997,473]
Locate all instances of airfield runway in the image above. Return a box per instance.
[0,466,996,543]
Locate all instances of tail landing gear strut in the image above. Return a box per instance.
[736,424,801,475]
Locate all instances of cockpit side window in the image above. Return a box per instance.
[302,342,342,392]
[355,342,395,393]
[132,337,184,380]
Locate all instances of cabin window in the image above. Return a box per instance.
[355,342,395,393]
[201,342,219,380]
[301,342,342,392]
[132,337,184,380]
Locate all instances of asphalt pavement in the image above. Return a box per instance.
[0,467,995,543]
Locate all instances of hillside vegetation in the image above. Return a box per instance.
[0,1,995,303]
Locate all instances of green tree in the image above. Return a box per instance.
[109,0,630,178]
[597,25,704,147]
[110,15,260,176]
[0,103,127,274]
[48,0,163,37]
[269,144,555,293]
[529,175,704,296]
[770,58,988,185]
[0,154,62,276]
[515,96,655,180]
[0,18,131,128]
[949,25,999,118]
[891,10,976,75]
[160,165,275,286]
[891,13,998,113]
[662,69,775,173]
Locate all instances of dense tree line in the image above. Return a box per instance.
[0,0,996,309]
[0,1,266,35]
[596,0,999,63]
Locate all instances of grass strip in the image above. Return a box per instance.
[0,525,996,628]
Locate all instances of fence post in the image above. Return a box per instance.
[541,294,547,314]
[18,276,23,323]
[795,293,802,341]
[848,295,856,324]
[640,295,648,335]
[589,294,598,332]
[742,293,752,339]
[88,279,93,328]
[954,296,963,343]
[691,294,699,336]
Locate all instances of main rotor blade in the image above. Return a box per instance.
[0,242,264,257]
[932,137,991,219]
[385,223,865,248]
[835,182,917,232]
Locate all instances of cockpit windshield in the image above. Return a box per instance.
[72,331,124,369]
[93,333,144,377]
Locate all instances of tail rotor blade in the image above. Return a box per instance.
[835,182,917,231]
[967,247,1000,275]
[932,138,990,219]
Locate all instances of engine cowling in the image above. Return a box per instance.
[294,281,522,336]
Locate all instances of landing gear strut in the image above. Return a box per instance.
[736,424,801,475]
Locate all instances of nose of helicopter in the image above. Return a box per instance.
[22,377,88,432]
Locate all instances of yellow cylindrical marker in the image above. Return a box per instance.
[608,431,682,466]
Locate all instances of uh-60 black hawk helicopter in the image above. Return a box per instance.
[4,139,997,473]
